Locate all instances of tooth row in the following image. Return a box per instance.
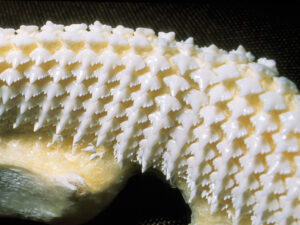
[0,21,299,225]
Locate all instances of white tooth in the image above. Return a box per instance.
[260,91,286,111]
[158,31,175,41]
[208,84,232,105]
[155,94,181,115]
[236,76,263,96]
[145,54,170,75]
[5,50,29,68]
[200,105,225,127]
[122,53,145,71]
[129,34,150,48]
[0,68,23,85]
[11,32,34,47]
[59,31,83,43]
[227,97,253,119]
[274,76,299,94]
[35,30,58,42]
[272,133,299,153]
[163,74,190,96]
[183,90,208,113]
[108,34,128,47]
[214,62,240,82]
[190,69,217,92]
[30,47,52,65]
[0,35,10,47]
[170,53,198,75]
[24,65,48,83]
[53,47,76,67]
[49,65,71,82]
[280,110,300,134]
[250,112,277,134]
[221,119,248,141]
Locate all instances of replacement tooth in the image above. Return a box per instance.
[0,21,299,225]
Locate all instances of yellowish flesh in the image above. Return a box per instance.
[0,131,133,224]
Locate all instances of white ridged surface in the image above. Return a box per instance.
[0,21,299,225]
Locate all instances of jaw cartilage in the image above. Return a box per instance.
[0,21,299,225]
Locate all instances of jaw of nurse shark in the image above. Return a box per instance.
[0,21,299,225]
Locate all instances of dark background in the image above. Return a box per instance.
[0,1,299,225]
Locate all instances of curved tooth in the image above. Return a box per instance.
[145,54,170,75]
[11,32,35,47]
[0,68,23,85]
[170,53,198,75]
[163,74,190,96]
[53,47,76,67]
[5,50,29,68]
[24,65,48,83]
[250,112,277,134]
[213,62,240,82]
[49,65,72,82]
[30,47,52,65]
[200,105,225,127]
[236,76,263,96]
[155,94,181,115]
[129,34,150,49]
[190,69,217,92]
[259,91,286,112]
[227,97,253,119]
[208,84,232,105]
[34,83,64,131]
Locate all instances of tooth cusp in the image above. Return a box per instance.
[235,77,263,97]
[259,91,286,112]
[208,84,232,105]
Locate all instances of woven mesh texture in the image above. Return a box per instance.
[0,1,299,225]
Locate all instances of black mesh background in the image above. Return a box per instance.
[0,1,299,225]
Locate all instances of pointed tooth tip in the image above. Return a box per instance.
[33,123,40,132]
[72,133,83,145]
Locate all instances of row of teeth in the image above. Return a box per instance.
[0,21,300,225]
